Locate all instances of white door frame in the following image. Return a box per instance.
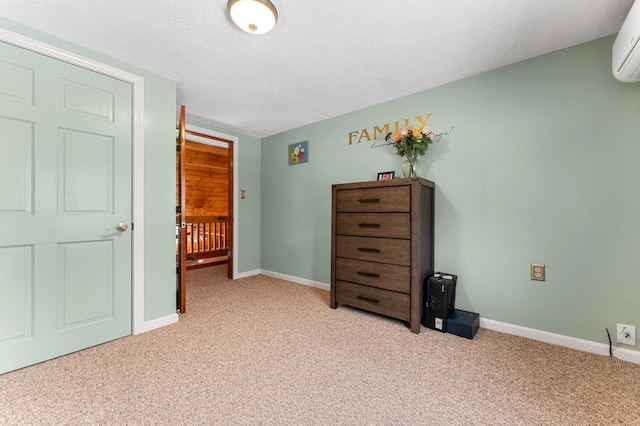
[180,124,239,279]
[0,28,148,334]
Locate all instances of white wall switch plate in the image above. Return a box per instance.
[617,323,636,346]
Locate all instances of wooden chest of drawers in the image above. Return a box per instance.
[330,177,434,333]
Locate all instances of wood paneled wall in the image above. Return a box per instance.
[177,140,229,217]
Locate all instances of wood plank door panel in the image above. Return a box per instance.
[0,41,132,374]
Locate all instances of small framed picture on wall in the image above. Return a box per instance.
[377,171,395,181]
[288,140,309,165]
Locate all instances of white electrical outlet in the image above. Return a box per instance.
[617,323,637,346]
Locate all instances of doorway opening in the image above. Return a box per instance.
[180,138,232,269]
[176,108,235,312]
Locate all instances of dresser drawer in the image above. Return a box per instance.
[336,235,410,266]
[336,186,410,213]
[336,213,410,238]
[335,258,410,293]
[335,281,410,321]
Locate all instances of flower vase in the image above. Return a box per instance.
[402,153,419,178]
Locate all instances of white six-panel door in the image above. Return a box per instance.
[0,41,133,374]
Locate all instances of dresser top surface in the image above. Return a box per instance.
[332,177,435,191]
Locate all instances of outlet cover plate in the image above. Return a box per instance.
[617,323,637,346]
[531,264,545,281]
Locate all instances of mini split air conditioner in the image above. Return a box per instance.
[613,0,640,82]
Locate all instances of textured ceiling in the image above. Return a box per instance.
[1,0,635,137]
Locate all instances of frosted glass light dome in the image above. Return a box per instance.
[227,0,278,35]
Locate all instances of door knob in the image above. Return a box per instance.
[116,223,128,232]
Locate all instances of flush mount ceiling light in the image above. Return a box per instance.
[227,0,278,35]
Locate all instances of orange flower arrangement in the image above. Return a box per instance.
[386,125,436,158]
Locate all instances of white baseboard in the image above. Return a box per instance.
[260,269,331,291]
[236,269,261,279]
[481,318,640,364]
[231,270,640,364]
[140,313,179,333]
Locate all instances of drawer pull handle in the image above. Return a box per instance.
[357,271,380,278]
[358,198,380,204]
[357,296,380,304]
[358,247,380,253]
[358,223,381,228]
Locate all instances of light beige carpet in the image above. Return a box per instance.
[1,265,639,425]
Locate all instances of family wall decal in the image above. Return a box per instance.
[346,113,454,147]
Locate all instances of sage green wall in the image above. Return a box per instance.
[183,117,262,273]
[261,36,640,350]
[142,75,176,322]
[0,18,177,322]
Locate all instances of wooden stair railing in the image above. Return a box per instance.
[175,215,230,262]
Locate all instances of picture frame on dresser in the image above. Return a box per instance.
[377,171,395,180]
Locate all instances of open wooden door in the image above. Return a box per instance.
[226,141,234,280]
[176,105,187,312]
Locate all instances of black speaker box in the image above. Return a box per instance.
[446,309,479,339]
[422,273,457,331]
